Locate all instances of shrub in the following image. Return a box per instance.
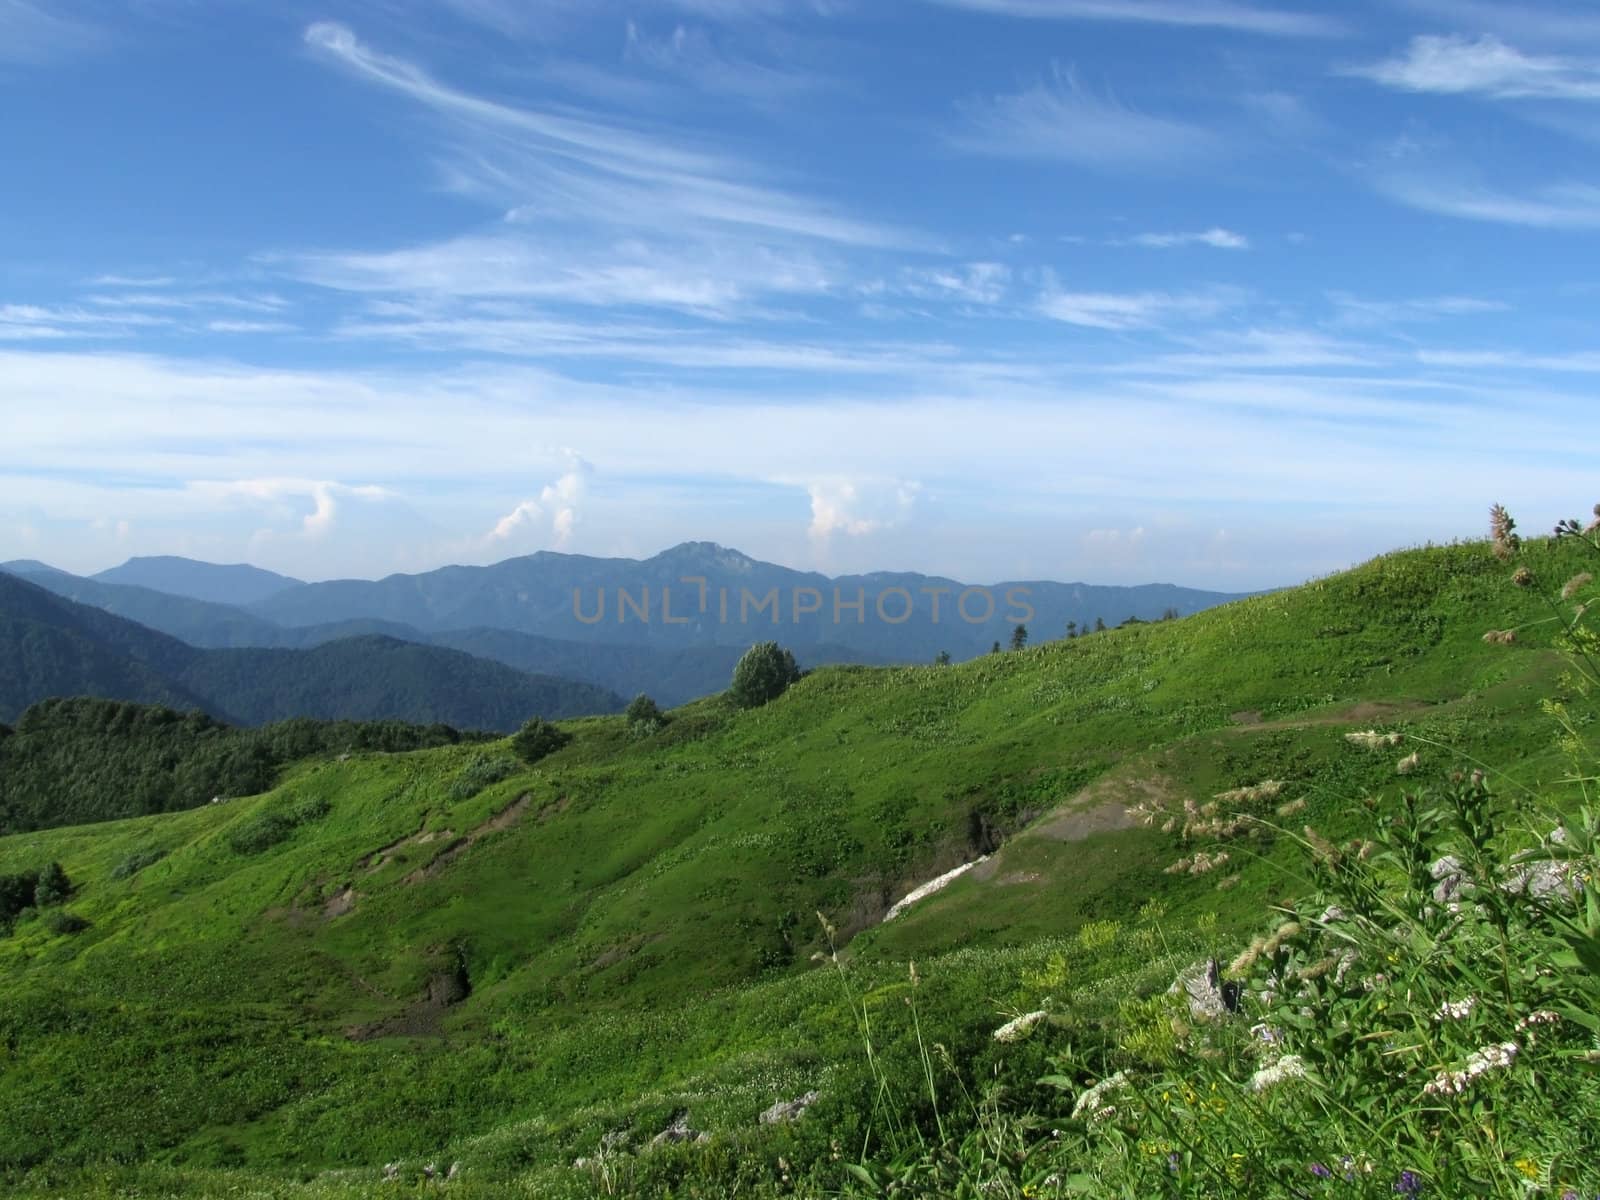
[44,911,89,936]
[32,861,71,907]
[226,795,332,855]
[510,717,571,765]
[625,694,666,738]
[730,642,801,709]
[109,847,168,880]
[449,753,520,801]
[0,870,40,922]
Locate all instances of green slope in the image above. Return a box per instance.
[0,537,1589,1195]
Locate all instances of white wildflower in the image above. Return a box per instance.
[992,1010,1048,1043]
[1071,1071,1129,1121]
[1345,730,1402,749]
[1423,1040,1519,1097]
[1250,1054,1308,1092]
[1435,997,1476,1021]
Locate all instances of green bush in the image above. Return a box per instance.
[32,861,70,907]
[730,642,801,709]
[44,910,89,936]
[510,717,571,765]
[109,847,168,880]
[449,753,520,801]
[625,693,666,738]
[226,795,332,856]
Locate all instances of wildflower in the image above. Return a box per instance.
[1515,1159,1540,1181]
[1434,996,1476,1021]
[992,1010,1048,1043]
[1310,1163,1332,1179]
[1423,1040,1519,1096]
[1397,751,1420,775]
[1071,1070,1128,1121]
[1562,572,1593,601]
[1168,1152,1181,1174]
[1587,502,1600,534]
[1345,729,1402,749]
[1250,1022,1285,1046]
[1490,504,1519,559]
[1250,1054,1308,1091]
[1512,566,1534,588]
[1394,1168,1424,1194]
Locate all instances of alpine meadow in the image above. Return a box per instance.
[5,1,1600,1197]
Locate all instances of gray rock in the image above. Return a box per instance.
[760,1091,820,1125]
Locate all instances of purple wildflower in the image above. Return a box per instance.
[1167,1152,1180,1174]
[1310,1162,1332,1178]
[1394,1170,1423,1195]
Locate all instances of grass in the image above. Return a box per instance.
[0,531,1594,1196]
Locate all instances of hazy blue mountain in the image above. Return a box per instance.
[7,570,290,647]
[251,541,1251,661]
[0,559,73,579]
[93,555,304,606]
[0,572,218,723]
[0,573,621,729]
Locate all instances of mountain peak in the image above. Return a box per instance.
[93,556,303,607]
[653,541,757,568]
[0,559,71,578]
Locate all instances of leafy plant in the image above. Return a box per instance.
[731,643,801,709]
[510,716,572,764]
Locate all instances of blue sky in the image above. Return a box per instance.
[2,0,1598,589]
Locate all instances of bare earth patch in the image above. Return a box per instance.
[401,794,532,886]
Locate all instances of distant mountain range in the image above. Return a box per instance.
[0,573,623,729]
[1,546,1252,708]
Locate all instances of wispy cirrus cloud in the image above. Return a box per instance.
[1376,175,1600,229]
[1127,228,1250,249]
[1036,282,1236,330]
[950,67,1222,170]
[924,0,1341,37]
[1350,34,1600,100]
[302,22,907,250]
[622,20,830,102]
[0,0,103,64]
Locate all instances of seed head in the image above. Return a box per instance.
[1561,572,1593,601]
[1512,566,1534,588]
[1490,504,1519,559]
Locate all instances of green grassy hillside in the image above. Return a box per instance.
[0,535,1594,1198]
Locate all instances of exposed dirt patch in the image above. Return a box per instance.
[1229,698,1433,734]
[323,886,357,920]
[482,793,531,832]
[537,794,572,823]
[1230,709,1263,725]
[344,957,471,1041]
[400,794,532,886]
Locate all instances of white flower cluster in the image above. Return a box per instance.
[1423,1040,1519,1097]
[1071,1071,1129,1122]
[1435,996,1477,1021]
[1249,1054,1308,1092]
[992,1010,1048,1043]
[1345,730,1403,749]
